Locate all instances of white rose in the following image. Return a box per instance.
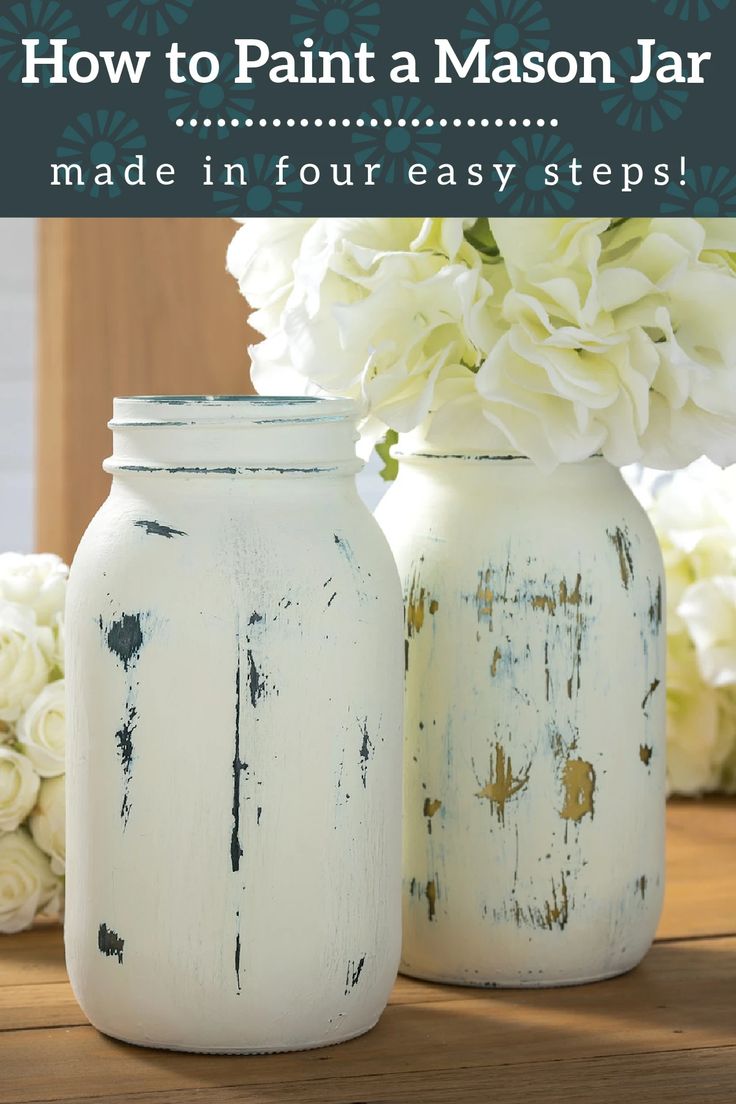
[30,775,65,875]
[678,578,736,689]
[0,828,58,933]
[0,745,40,830]
[0,601,53,723]
[0,553,68,627]
[16,680,65,777]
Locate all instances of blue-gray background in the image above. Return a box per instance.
[0,0,734,215]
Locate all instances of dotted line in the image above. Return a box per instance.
[175,117,559,129]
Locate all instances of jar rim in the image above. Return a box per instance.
[111,395,358,428]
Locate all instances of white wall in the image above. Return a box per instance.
[0,219,35,553]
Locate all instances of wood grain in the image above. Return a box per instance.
[0,799,734,1104]
[36,218,256,564]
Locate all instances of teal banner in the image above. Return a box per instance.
[0,0,734,214]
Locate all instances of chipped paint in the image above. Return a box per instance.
[637,875,647,899]
[359,717,373,788]
[560,758,596,822]
[115,704,137,826]
[344,955,366,994]
[98,923,124,964]
[235,911,242,995]
[490,647,502,677]
[642,678,661,712]
[608,527,635,589]
[103,613,144,671]
[476,745,531,825]
[639,745,653,766]
[134,520,187,539]
[426,879,437,921]
[231,645,246,874]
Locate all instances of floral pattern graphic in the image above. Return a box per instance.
[460,0,550,55]
[494,132,577,215]
[290,0,380,51]
[599,44,689,132]
[106,0,194,36]
[660,165,736,216]
[55,110,146,199]
[650,0,730,19]
[165,51,254,139]
[352,97,441,185]
[211,155,304,216]
[0,0,80,84]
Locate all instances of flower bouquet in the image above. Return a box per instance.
[0,554,67,933]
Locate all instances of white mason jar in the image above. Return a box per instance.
[65,396,403,1052]
[375,443,666,988]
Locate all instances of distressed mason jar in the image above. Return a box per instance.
[65,396,403,1052]
[375,443,666,988]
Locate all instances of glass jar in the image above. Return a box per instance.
[65,396,403,1052]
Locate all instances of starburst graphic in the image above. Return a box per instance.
[649,0,730,19]
[352,97,441,185]
[55,110,146,199]
[0,0,80,84]
[460,0,551,55]
[165,52,255,139]
[660,165,736,216]
[290,0,381,51]
[211,155,304,217]
[599,44,689,132]
[495,133,577,215]
[106,0,194,36]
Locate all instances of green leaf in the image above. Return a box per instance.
[376,430,399,482]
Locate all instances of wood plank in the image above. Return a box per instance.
[1,937,734,1102]
[23,1049,736,1104]
[36,218,256,564]
[659,798,736,940]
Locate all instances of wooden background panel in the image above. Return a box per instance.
[36,218,255,564]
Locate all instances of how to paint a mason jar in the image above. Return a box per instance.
[375,441,666,988]
[65,396,403,1053]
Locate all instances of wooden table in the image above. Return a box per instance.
[2,800,735,1104]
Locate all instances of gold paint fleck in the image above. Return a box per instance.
[476,569,494,625]
[560,758,596,822]
[426,879,437,921]
[639,744,653,766]
[532,594,557,615]
[543,874,569,930]
[491,647,502,677]
[476,745,531,825]
[423,798,442,833]
[406,575,439,637]
[559,574,582,606]
[608,527,634,590]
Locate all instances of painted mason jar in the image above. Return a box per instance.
[65,396,403,1053]
[375,442,666,988]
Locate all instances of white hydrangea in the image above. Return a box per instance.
[228,217,736,472]
[635,460,736,795]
